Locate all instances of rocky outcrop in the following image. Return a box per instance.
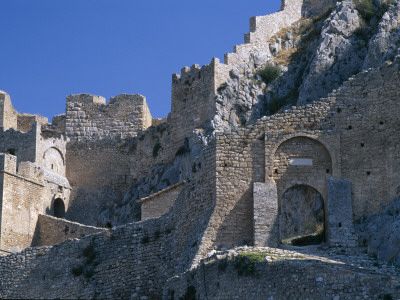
[297,1,363,105]
[213,0,400,129]
[357,198,400,266]
[363,0,400,69]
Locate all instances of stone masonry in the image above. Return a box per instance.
[0,0,399,299]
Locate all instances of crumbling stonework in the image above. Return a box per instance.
[65,93,152,141]
[0,0,399,298]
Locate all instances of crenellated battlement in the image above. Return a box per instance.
[168,0,337,141]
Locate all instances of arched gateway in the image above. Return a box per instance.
[254,134,357,248]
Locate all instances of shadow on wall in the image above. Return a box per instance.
[214,134,269,248]
[215,187,254,248]
[65,187,118,227]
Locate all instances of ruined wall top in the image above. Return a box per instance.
[66,94,106,105]
[65,93,152,140]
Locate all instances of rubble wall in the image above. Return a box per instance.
[33,214,106,247]
[65,94,152,141]
[164,252,400,299]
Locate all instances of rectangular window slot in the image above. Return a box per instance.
[289,158,313,166]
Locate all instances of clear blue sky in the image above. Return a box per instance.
[0,0,281,120]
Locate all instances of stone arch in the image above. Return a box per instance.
[267,133,335,176]
[54,198,65,218]
[43,147,65,173]
[270,136,332,245]
[271,136,332,198]
[280,184,325,244]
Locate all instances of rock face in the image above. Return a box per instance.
[213,0,400,129]
[357,198,400,266]
[297,1,363,105]
[363,1,400,69]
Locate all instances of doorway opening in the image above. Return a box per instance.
[280,185,325,246]
[54,198,65,218]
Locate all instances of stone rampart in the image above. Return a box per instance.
[33,214,106,246]
[138,181,184,221]
[170,58,229,142]
[65,121,185,226]
[65,93,152,141]
[17,114,48,133]
[0,154,45,250]
[168,0,336,143]
[0,135,218,299]
[0,91,17,130]
[206,60,400,249]
[0,124,38,165]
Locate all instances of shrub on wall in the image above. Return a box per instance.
[256,65,282,85]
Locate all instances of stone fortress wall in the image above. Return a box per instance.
[0,57,399,298]
[168,0,336,143]
[0,153,71,251]
[65,93,152,141]
[208,60,400,252]
[0,94,72,251]
[50,0,340,229]
[0,0,400,298]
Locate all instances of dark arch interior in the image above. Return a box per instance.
[280,185,325,246]
[54,198,65,218]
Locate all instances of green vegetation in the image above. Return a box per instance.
[269,88,299,115]
[355,0,395,24]
[71,242,99,279]
[355,0,375,22]
[152,142,162,158]
[256,65,282,84]
[72,265,84,276]
[353,26,374,42]
[383,294,393,300]
[233,251,266,276]
[217,82,227,93]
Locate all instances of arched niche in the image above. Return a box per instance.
[43,147,65,174]
[272,136,332,200]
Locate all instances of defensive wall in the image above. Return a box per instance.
[0,91,17,131]
[54,0,341,229]
[168,0,337,144]
[0,154,71,251]
[137,181,185,221]
[197,60,400,253]
[0,93,71,250]
[65,121,186,226]
[65,93,152,141]
[0,1,399,298]
[0,133,218,299]
[33,214,106,247]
